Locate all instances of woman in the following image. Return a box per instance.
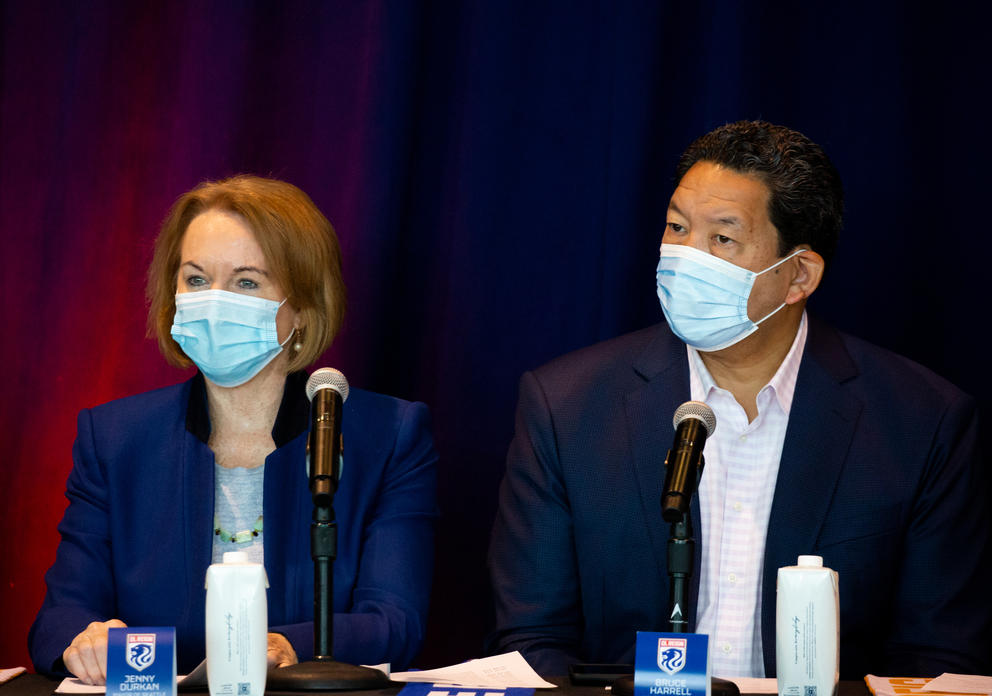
[28,176,438,683]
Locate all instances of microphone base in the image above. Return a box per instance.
[612,675,740,696]
[266,660,391,692]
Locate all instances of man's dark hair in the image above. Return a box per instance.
[675,120,844,266]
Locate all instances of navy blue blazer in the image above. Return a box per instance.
[488,318,991,677]
[30,372,438,675]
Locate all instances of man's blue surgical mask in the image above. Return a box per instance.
[171,289,291,387]
[655,243,804,352]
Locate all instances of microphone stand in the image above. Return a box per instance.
[662,442,705,632]
[613,460,738,696]
[663,462,739,696]
[666,515,693,632]
[267,395,389,692]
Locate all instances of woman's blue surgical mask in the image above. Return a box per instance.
[655,243,804,352]
[171,289,291,387]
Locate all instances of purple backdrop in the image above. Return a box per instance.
[2,0,989,672]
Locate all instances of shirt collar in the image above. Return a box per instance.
[185,370,311,447]
[687,311,808,417]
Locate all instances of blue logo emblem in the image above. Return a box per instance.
[125,634,156,672]
[657,637,686,675]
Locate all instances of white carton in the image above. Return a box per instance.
[776,555,839,696]
[205,551,269,696]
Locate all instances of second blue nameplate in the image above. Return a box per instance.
[634,632,710,696]
[106,627,177,696]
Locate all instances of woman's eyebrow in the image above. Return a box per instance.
[232,265,269,276]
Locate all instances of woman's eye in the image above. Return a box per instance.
[185,275,207,287]
[237,278,259,290]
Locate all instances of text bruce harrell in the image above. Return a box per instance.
[651,678,691,695]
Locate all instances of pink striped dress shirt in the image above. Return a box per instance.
[688,312,808,678]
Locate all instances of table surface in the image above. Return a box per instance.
[0,673,871,696]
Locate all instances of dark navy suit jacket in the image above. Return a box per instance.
[488,318,991,677]
[30,372,438,675]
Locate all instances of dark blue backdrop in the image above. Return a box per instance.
[1,0,988,671]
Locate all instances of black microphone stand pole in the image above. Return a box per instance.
[267,391,389,691]
[614,405,737,696]
[666,514,693,632]
[614,478,729,696]
[662,462,739,696]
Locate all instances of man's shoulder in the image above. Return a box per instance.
[843,332,956,383]
[528,323,680,394]
[810,318,972,406]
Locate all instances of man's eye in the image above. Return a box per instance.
[667,222,685,233]
[715,234,733,245]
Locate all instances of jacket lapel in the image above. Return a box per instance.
[263,432,311,624]
[625,326,698,627]
[760,317,862,674]
[183,428,215,624]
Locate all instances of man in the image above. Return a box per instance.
[487,121,990,678]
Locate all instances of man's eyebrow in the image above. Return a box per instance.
[712,215,743,228]
[668,200,745,227]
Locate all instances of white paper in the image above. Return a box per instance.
[55,677,104,694]
[923,674,992,695]
[390,651,556,689]
[0,668,27,685]
[727,677,778,694]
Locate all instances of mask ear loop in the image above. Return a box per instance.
[275,298,296,348]
[751,248,807,325]
[754,247,807,277]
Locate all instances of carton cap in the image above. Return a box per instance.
[797,555,823,567]
[223,551,249,564]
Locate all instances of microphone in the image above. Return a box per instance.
[306,368,349,507]
[267,367,390,691]
[661,401,716,523]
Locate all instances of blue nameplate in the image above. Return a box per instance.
[634,632,710,696]
[106,627,176,696]
[398,683,534,696]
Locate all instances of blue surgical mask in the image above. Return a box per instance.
[655,243,804,352]
[170,289,291,387]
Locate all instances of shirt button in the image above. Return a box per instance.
[739,434,747,441]
[728,573,737,584]
[733,502,742,512]
[722,643,732,653]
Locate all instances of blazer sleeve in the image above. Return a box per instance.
[880,394,992,674]
[487,370,583,676]
[272,400,438,671]
[28,408,117,676]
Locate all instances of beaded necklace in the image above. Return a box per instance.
[214,515,263,544]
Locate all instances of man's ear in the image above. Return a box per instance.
[785,248,825,305]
